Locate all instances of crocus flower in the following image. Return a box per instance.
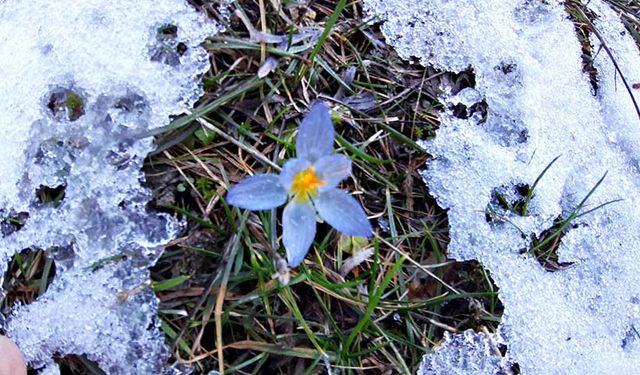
[226,102,373,267]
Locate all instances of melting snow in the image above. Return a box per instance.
[365,0,640,373]
[0,0,220,373]
[417,330,512,375]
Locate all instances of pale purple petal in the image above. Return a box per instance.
[226,174,287,210]
[296,102,335,162]
[279,158,311,191]
[282,199,317,267]
[313,154,352,192]
[314,189,372,237]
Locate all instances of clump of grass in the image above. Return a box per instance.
[1,248,56,310]
[148,1,500,373]
[526,172,622,272]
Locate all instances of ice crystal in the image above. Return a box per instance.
[0,0,221,373]
[365,0,640,373]
[418,331,512,375]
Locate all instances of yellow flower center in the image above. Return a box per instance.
[291,167,325,201]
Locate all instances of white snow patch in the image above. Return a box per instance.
[0,0,220,373]
[417,330,512,375]
[364,0,640,373]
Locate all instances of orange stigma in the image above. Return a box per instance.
[291,167,325,201]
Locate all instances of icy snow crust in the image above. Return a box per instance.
[0,0,219,373]
[418,330,511,375]
[365,0,640,373]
